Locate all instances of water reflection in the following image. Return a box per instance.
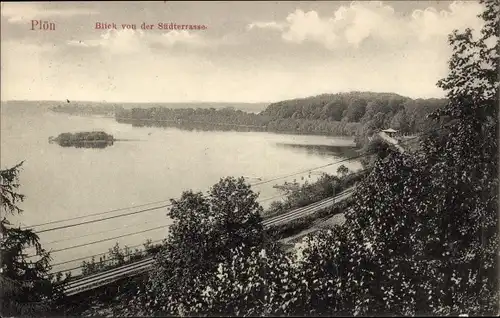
[275,143,359,158]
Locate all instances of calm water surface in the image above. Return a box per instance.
[1,102,361,273]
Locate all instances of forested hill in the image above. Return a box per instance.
[261,92,446,131]
[259,91,448,145]
[113,92,447,145]
[261,92,408,120]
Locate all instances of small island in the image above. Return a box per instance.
[49,131,115,148]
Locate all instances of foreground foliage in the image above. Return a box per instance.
[77,1,498,316]
[0,162,64,316]
[143,177,265,316]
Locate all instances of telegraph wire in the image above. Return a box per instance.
[251,153,367,187]
[43,193,283,246]
[50,239,164,276]
[22,198,172,229]
[45,190,323,274]
[23,168,297,231]
[29,126,442,235]
[27,157,366,233]
[48,225,168,254]
[43,219,162,246]
[51,239,164,268]
[46,126,452,277]
[35,204,170,234]
[49,194,289,274]
[48,183,359,275]
[48,184,358,275]
[29,194,284,261]
[35,193,282,236]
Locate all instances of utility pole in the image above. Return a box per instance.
[332,183,336,206]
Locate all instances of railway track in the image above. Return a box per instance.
[63,187,355,296]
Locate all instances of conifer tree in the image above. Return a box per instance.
[0,162,59,316]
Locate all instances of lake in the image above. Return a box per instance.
[1,101,362,274]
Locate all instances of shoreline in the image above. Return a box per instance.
[51,111,360,148]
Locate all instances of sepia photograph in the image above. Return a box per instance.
[0,0,498,316]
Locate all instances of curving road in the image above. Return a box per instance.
[63,187,355,296]
[378,131,406,153]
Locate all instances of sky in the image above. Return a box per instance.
[0,1,486,103]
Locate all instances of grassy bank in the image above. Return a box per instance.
[54,240,162,280]
[264,167,368,219]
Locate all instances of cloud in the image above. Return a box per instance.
[158,30,208,47]
[2,33,452,103]
[247,21,285,31]
[1,1,489,103]
[409,1,484,41]
[247,1,484,50]
[1,2,98,24]
[67,29,212,55]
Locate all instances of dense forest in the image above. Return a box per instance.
[115,106,362,136]
[261,92,448,144]
[112,92,447,146]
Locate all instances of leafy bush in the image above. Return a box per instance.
[144,177,265,316]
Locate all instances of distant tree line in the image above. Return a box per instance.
[50,104,121,116]
[110,93,447,146]
[50,93,448,146]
